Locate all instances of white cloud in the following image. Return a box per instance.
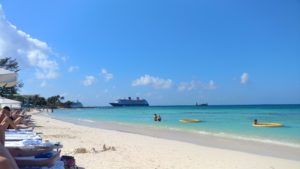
[132,74,172,89]
[100,68,113,81]
[207,80,216,89]
[178,80,197,91]
[40,81,47,88]
[240,73,249,84]
[178,80,216,91]
[83,75,96,86]
[68,66,79,73]
[0,5,59,79]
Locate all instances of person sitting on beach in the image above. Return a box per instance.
[157,115,162,122]
[253,119,258,125]
[153,114,158,121]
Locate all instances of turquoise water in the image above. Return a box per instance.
[52,105,300,147]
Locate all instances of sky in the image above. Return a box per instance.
[0,0,299,106]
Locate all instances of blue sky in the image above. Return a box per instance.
[0,0,299,106]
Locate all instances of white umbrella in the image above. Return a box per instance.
[0,96,21,109]
[0,68,17,87]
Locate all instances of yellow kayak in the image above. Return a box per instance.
[179,119,201,123]
[253,123,283,127]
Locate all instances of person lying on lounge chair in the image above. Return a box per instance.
[1,115,25,129]
[1,124,60,168]
[0,107,28,129]
[10,110,22,120]
[10,109,31,121]
[1,107,24,121]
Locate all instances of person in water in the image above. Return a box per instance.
[153,114,158,121]
[157,115,162,122]
[253,119,258,124]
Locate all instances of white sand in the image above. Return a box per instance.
[32,114,300,169]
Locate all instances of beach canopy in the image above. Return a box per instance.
[0,68,17,87]
[0,97,21,109]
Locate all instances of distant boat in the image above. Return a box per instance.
[195,102,208,106]
[110,97,149,107]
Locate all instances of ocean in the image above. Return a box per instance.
[51,104,300,148]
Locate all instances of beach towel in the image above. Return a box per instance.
[5,134,42,141]
[5,139,62,151]
[5,132,42,141]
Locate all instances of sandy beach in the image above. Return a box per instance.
[1,1,299,169]
[28,112,300,169]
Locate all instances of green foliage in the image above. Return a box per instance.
[13,94,75,108]
[61,100,75,108]
[0,57,20,72]
[0,57,76,108]
[47,95,62,107]
[0,57,23,96]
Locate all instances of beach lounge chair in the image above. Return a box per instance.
[4,137,63,168]
[19,160,64,169]
[6,129,34,132]
[15,150,62,168]
[5,139,62,152]
[5,131,42,141]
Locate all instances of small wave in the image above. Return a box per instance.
[193,130,300,148]
[156,126,300,148]
[77,118,95,123]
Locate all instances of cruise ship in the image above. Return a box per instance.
[110,97,149,107]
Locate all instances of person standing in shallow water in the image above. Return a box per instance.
[157,115,162,122]
[153,114,162,122]
[153,114,158,121]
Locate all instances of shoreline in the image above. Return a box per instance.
[30,112,300,169]
[48,113,300,161]
[74,118,300,149]
[51,106,300,148]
